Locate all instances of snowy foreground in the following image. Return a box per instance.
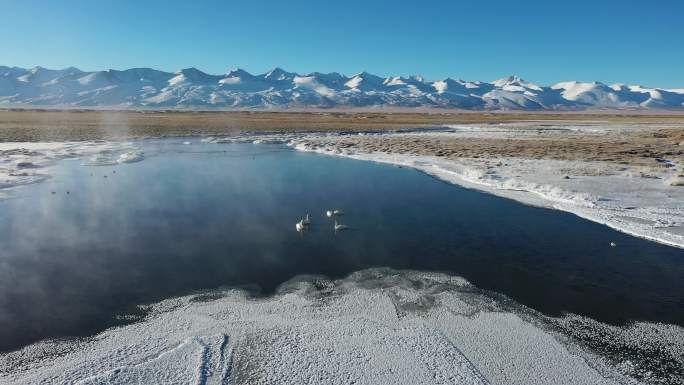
[1,269,667,385]
[292,124,684,249]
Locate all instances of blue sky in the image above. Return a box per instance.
[1,0,682,87]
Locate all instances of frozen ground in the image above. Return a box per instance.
[2,269,673,385]
[291,123,684,248]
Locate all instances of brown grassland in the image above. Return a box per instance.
[1,108,684,141]
[1,109,683,169]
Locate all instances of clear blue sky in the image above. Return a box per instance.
[1,0,682,87]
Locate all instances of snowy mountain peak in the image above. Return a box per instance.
[433,78,471,94]
[492,75,524,86]
[352,71,378,79]
[62,66,83,74]
[264,67,295,81]
[346,72,385,90]
[383,76,407,86]
[308,71,345,80]
[17,66,83,84]
[225,68,253,78]
[176,67,207,76]
[0,65,682,110]
[169,68,220,86]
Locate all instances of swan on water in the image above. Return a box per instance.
[610,241,617,247]
[334,220,348,231]
[295,220,305,232]
[326,209,344,218]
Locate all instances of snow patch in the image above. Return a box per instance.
[0,142,145,199]
[0,269,650,385]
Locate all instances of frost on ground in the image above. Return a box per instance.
[0,141,143,199]
[291,122,684,248]
[2,269,674,385]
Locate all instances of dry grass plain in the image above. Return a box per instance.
[0,108,683,141]
[1,109,683,169]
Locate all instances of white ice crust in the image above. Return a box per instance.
[0,270,640,385]
[0,141,143,199]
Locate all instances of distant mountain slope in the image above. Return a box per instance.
[1,65,682,110]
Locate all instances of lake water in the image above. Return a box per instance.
[0,139,682,352]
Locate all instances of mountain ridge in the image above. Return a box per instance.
[1,65,682,110]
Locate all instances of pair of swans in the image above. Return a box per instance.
[327,209,348,231]
[295,211,348,232]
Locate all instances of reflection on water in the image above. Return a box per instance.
[0,139,682,351]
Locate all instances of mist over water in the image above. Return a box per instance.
[0,139,682,352]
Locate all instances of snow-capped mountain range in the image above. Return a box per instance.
[1,65,683,110]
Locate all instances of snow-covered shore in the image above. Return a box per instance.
[291,124,684,249]
[0,141,144,199]
[2,269,662,385]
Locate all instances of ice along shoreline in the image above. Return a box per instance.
[290,129,684,250]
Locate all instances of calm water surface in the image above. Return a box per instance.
[0,139,682,351]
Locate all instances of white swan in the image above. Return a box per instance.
[334,220,348,231]
[326,209,344,218]
[610,242,616,247]
[295,220,305,232]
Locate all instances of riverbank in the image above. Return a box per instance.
[291,121,684,248]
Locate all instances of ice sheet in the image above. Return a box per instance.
[0,141,143,199]
[1,270,656,385]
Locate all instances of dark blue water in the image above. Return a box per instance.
[0,139,682,352]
